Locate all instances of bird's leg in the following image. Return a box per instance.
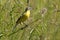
[20,22,28,30]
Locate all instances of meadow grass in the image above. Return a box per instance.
[0,0,60,40]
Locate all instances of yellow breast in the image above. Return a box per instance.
[24,10,30,18]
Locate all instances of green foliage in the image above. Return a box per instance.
[0,0,60,40]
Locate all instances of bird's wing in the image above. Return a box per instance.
[16,7,28,24]
[16,15,22,24]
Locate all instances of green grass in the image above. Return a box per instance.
[0,0,60,40]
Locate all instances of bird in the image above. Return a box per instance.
[12,7,31,31]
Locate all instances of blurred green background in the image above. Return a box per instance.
[0,0,60,40]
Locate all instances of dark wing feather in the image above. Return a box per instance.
[16,15,22,24]
[16,7,28,24]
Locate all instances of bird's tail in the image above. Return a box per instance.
[12,23,18,32]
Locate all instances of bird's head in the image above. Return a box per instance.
[25,7,32,11]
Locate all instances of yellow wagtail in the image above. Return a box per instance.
[12,7,31,31]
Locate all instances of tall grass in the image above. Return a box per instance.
[0,0,60,40]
